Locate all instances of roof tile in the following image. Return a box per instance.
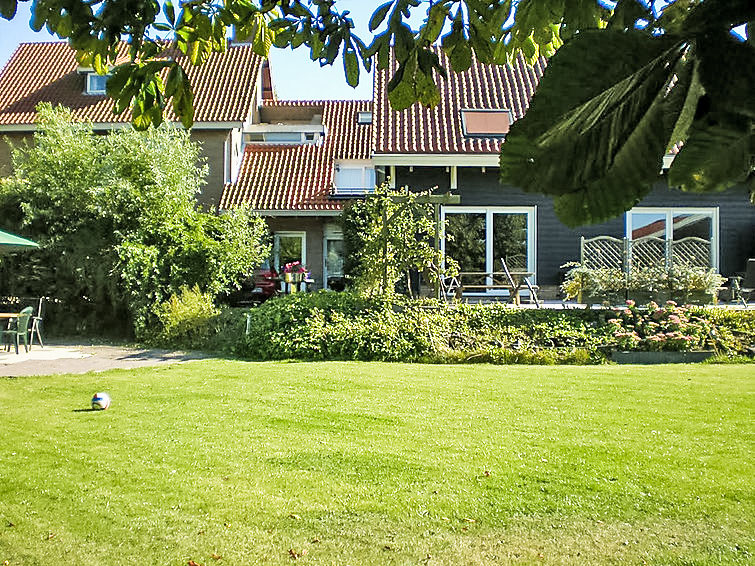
[220,100,372,212]
[373,48,545,154]
[0,42,264,126]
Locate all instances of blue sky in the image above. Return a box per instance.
[0,0,387,101]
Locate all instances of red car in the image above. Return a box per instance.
[250,263,279,303]
[225,261,279,306]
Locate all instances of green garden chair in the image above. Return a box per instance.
[3,306,33,354]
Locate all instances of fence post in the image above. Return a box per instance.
[666,239,672,270]
[580,236,585,266]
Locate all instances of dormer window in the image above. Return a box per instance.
[461,109,512,137]
[333,160,376,196]
[357,111,372,125]
[86,73,109,95]
[243,124,325,145]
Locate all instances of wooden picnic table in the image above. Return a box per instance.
[445,271,539,305]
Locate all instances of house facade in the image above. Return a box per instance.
[0,43,752,294]
[0,41,270,209]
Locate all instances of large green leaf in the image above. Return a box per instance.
[667,115,752,193]
[696,33,755,120]
[0,0,17,20]
[501,29,681,196]
[551,57,680,226]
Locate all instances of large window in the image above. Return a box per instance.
[625,207,718,269]
[273,232,306,273]
[442,207,536,292]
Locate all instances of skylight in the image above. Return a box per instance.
[357,111,373,125]
[461,109,512,137]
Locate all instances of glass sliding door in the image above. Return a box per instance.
[629,212,667,240]
[442,207,536,293]
[672,212,712,241]
[625,208,718,270]
[444,212,487,286]
[493,212,529,270]
[324,237,345,290]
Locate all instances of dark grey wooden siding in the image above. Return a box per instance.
[397,166,754,285]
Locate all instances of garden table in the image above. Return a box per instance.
[451,271,538,305]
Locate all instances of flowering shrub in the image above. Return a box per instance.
[607,300,713,352]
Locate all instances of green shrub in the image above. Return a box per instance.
[236,292,612,363]
[153,286,219,349]
[0,104,269,337]
[606,300,713,352]
[561,263,725,304]
[694,307,755,355]
[231,293,754,364]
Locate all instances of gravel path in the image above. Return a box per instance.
[0,343,211,377]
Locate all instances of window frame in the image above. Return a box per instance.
[460,108,513,138]
[322,226,345,290]
[333,160,376,194]
[273,231,307,273]
[86,73,109,95]
[624,207,719,270]
[441,206,537,294]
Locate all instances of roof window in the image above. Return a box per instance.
[86,73,109,95]
[357,111,373,125]
[461,109,512,137]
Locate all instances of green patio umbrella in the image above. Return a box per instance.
[0,228,39,252]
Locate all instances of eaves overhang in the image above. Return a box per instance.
[372,153,501,167]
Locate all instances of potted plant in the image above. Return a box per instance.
[283,261,308,285]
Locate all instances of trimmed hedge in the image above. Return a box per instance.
[224,292,752,363]
[153,291,755,364]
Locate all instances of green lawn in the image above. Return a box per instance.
[1,362,752,565]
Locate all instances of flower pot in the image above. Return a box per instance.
[284,272,304,284]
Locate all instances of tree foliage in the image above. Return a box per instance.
[3,0,752,225]
[500,0,755,225]
[1,0,626,129]
[342,184,456,297]
[0,103,269,336]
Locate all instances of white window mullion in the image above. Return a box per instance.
[485,210,494,290]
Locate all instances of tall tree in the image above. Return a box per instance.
[500,0,755,225]
[0,104,269,335]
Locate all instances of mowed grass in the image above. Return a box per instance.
[0,362,752,565]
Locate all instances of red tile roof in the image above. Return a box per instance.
[220,100,372,212]
[0,42,264,126]
[373,48,545,154]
